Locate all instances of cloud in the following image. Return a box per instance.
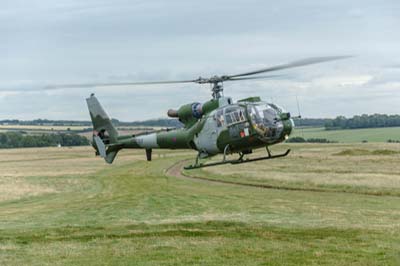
[0,0,399,120]
[311,75,373,87]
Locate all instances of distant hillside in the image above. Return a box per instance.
[0,118,183,128]
[1,113,399,130]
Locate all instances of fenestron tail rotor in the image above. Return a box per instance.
[45,55,352,99]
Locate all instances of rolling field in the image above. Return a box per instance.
[0,144,399,265]
[291,126,400,143]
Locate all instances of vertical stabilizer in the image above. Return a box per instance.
[86,94,120,164]
[86,94,119,143]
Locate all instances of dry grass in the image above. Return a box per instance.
[0,147,105,177]
[0,147,101,201]
[0,177,56,202]
[0,146,193,202]
[0,146,159,178]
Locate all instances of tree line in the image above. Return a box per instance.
[2,113,400,130]
[286,137,337,143]
[0,119,92,126]
[0,132,89,148]
[292,118,331,127]
[324,114,400,130]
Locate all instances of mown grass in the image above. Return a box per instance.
[1,222,398,266]
[0,145,399,265]
[291,126,400,143]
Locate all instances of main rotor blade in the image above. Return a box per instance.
[43,56,351,90]
[227,74,284,81]
[44,79,198,89]
[227,56,352,78]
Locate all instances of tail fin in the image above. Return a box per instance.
[86,94,120,164]
[86,94,119,143]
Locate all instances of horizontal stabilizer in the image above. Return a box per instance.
[105,151,119,164]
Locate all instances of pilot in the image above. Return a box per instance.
[215,113,224,127]
[239,110,245,121]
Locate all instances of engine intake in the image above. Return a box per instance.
[167,102,203,126]
[167,99,219,127]
[167,109,179,118]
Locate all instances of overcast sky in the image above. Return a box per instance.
[1,0,400,120]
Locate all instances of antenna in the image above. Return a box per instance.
[295,95,305,139]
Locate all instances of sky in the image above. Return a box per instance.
[1,0,400,121]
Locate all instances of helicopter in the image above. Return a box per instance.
[82,56,350,169]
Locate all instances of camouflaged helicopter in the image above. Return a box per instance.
[84,56,349,169]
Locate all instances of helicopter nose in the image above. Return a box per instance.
[282,119,294,139]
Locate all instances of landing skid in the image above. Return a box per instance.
[184,148,291,170]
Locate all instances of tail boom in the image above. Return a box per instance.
[86,94,194,164]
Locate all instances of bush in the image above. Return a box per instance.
[306,138,337,143]
[287,137,337,143]
[286,137,306,143]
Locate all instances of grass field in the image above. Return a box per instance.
[0,144,399,265]
[291,126,400,143]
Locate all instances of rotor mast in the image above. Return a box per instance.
[212,82,223,99]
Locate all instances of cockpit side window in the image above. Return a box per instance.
[233,112,240,122]
[226,114,233,124]
[224,106,246,126]
[269,103,283,113]
[215,110,224,127]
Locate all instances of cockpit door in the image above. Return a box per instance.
[193,111,223,155]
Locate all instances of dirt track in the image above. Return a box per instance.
[165,160,330,192]
[165,160,395,196]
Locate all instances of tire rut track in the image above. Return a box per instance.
[165,160,398,197]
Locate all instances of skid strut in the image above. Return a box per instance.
[184,148,291,170]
